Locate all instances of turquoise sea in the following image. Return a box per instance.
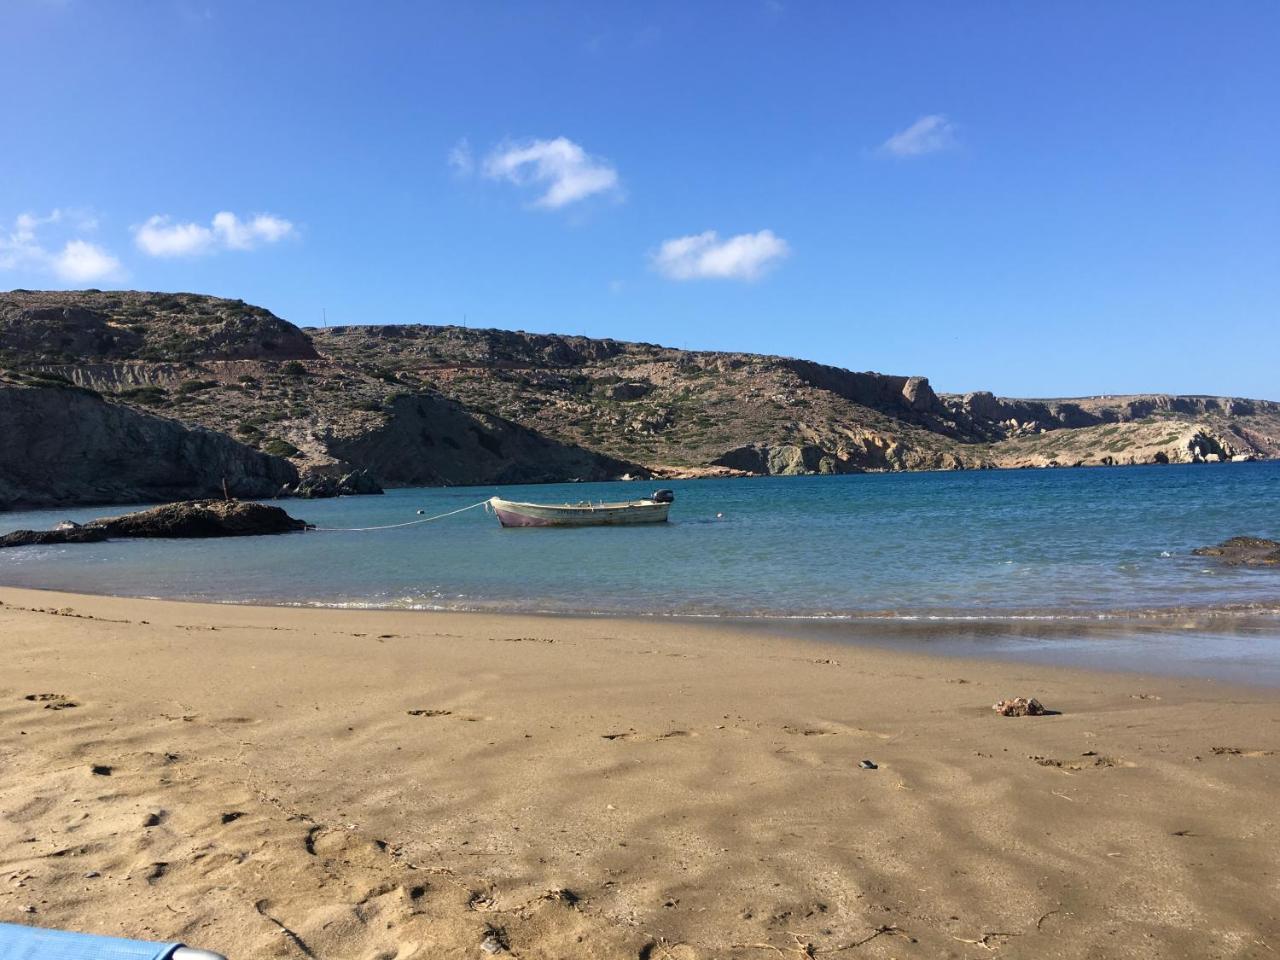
[3,463,1279,682]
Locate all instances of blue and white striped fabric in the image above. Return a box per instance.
[0,923,182,960]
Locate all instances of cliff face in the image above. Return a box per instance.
[0,377,298,509]
[0,289,1276,507]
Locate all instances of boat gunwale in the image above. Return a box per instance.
[489,497,667,513]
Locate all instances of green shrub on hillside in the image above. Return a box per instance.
[261,438,300,457]
[176,379,218,395]
[116,386,168,404]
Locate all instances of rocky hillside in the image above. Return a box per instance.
[0,289,316,363]
[0,289,1276,507]
[309,323,1280,473]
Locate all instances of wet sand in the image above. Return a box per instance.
[2,586,1278,958]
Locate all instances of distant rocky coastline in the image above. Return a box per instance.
[1,289,1277,509]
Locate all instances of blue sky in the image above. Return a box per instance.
[2,1,1276,399]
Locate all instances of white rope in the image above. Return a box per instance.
[313,498,493,532]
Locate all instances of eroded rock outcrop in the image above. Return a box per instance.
[281,468,385,499]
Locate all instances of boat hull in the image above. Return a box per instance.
[490,498,671,528]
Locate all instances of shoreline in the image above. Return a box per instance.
[3,586,1279,957]
[6,580,1280,687]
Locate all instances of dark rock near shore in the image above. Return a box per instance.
[0,500,309,549]
[89,500,309,538]
[0,526,110,548]
[1192,537,1280,566]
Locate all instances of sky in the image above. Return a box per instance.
[1,1,1277,399]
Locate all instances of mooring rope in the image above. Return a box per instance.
[313,498,493,532]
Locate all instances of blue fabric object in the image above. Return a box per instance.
[0,923,182,960]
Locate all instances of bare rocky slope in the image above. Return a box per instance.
[1,289,1276,508]
[0,373,298,509]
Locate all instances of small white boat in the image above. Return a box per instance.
[488,490,673,527]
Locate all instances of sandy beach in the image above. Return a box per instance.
[2,586,1278,958]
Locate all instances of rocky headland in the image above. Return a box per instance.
[1,289,1277,508]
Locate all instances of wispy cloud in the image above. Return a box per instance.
[213,212,293,249]
[478,137,620,209]
[652,229,790,282]
[880,114,957,157]
[0,210,123,284]
[448,138,474,176]
[134,211,295,257]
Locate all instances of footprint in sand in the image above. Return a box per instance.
[600,729,695,741]
[783,724,838,737]
[783,720,893,739]
[1030,752,1133,770]
[24,693,78,709]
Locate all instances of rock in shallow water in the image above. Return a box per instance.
[0,526,109,548]
[1192,536,1280,566]
[0,499,309,548]
[91,499,309,538]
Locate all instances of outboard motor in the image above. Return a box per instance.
[651,489,675,504]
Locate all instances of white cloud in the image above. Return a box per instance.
[135,215,214,256]
[481,137,619,209]
[53,240,123,282]
[881,114,957,157]
[1,210,123,284]
[134,211,295,257]
[651,229,790,281]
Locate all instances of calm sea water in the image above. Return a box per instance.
[3,463,1279,680]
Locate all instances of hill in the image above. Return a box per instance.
[1,290,1276,506]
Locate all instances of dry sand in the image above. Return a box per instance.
[2,586,1278,958]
